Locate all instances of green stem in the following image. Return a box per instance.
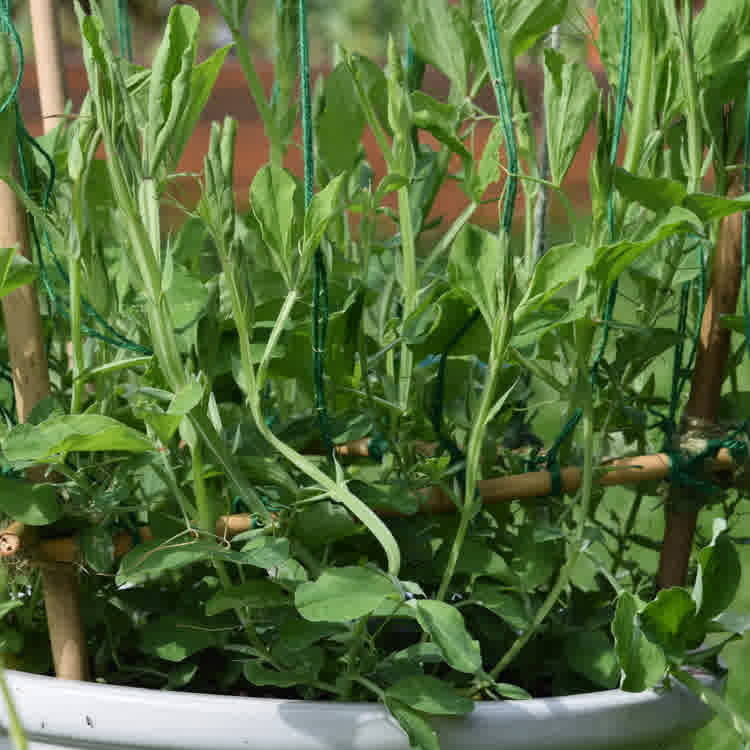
[69,254,85,415]
[0,667,27,750]
[490,368,596,679]
[397,185,417,411]
[347,55,397,172]
[191,440,214,533]
[341,616,369,699]
[622,0,653,176]
[230,27,281,168]
[219,261,401,574]
[354,675,386,701]
[667,0,702,193]
[436,310,512,602]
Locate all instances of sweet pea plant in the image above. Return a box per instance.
[2,0,750,747]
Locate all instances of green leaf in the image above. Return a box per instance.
[564,630,619,689]
[471,584,530,631]
[0,624,23,654]
[411,599,482,674]
[474,121,505,199]
[0,248,38,300]
[640,588,700,658]
[274,620,345,653]
[693,519,741,622]
[543,49,598,185]
[594,207,703,285]
[250,164,303,281]
[290,500,361,549]
[301,174,346,272]
[614,169,687,213]
[447,540,515,584]
[492,682,532,700]
[146,5,199,172]
[240,537,291,569]
[493,0,568,58]
[79,526,115,573]
[0,477,61,525]
[243,660,312,688]
[683,193,750,224]
[205,579,289,616]
[694,0,750,93]
[385,698,440,750]
[167,377,205,417]
[170,45,231,170]
[615,168,750,223]
[449,223,505,326]
[116,539,268,585]
[386,675,474,716]
[411,91,471,165]
[295,566,401,622]
[521,241,595,311]
[405,0,471,97]
[316,62,365,176]
[165,267,209,331]
[167,663,198,690]
[612,591,668,691]
[3,415,153,462]
[0,601,23,621]
[139,614,226,662]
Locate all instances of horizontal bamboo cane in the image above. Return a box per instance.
[0,449,736,564]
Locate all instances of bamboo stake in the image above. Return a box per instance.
[1,449,737,564]
[1,3,88,680]
[657,173,745,589]
[28,0,68,131]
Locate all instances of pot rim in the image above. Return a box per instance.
[0,667,721,750]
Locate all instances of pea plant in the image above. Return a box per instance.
[2,0,750,747]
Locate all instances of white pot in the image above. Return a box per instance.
[0,668,719,750]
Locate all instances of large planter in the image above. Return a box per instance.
[0,668,720,750]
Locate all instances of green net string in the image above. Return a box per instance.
[427,1,519,492]
[299,0,333,462]
[528,0,632,493]
[0,0,151,405]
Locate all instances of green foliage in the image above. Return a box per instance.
[2,2,749,748]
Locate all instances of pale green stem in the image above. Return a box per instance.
[622,0,654,175]
[191,440,213,534]
[436,310,511,602]
[420,202,477,282]
[217,257,401,574]
[69,254,85,415]
[667,0,702,193]
[490,371,595,679]
[397,185,417,411]
[0,667,27,750]
[230,27,281,168]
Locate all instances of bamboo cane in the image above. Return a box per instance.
[28,0,68,131]
[1,3,88,681]
[656,172,745,589]
[1,448,737,564]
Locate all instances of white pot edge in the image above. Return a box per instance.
[0,668,722,750]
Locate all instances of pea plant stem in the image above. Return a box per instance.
[436,308,512,602]
[491,369,596,679]
[397,185,417,412]
[68,251,85,416]
[213,226,401,573]
[227,27,281,168]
